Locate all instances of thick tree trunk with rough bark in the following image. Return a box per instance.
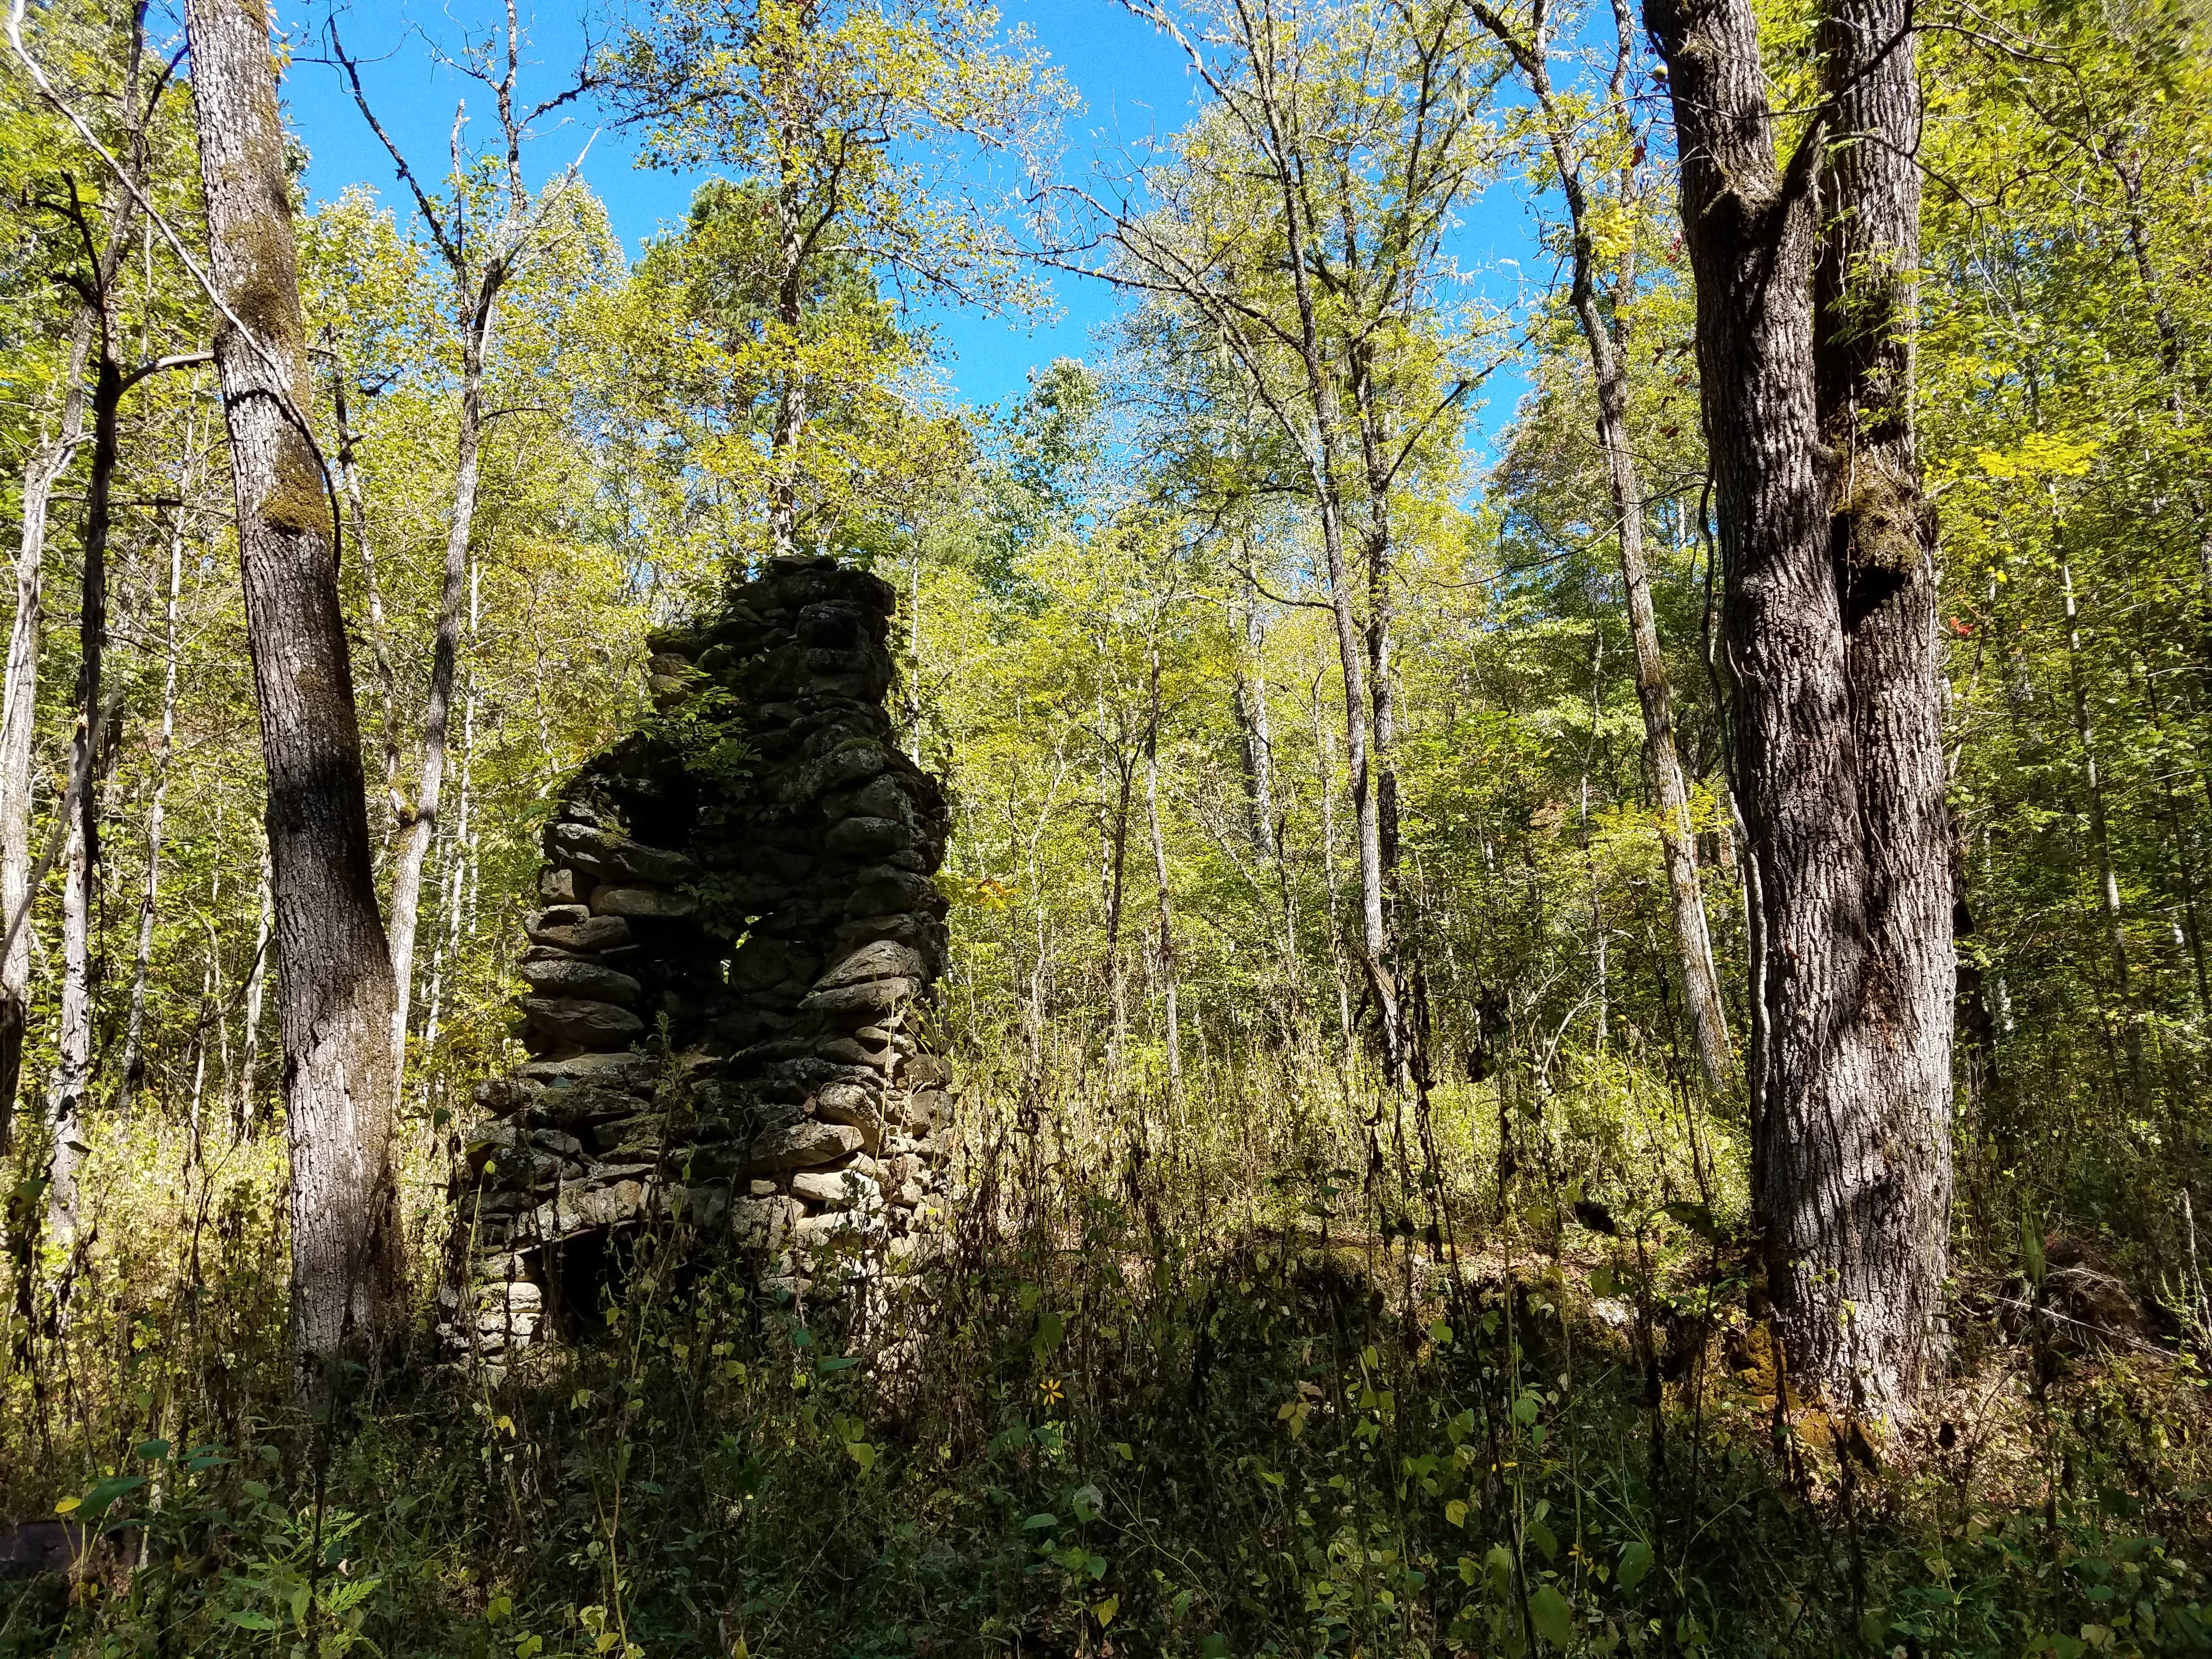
[185,0,402,1396]
[1647,0,1954,1417]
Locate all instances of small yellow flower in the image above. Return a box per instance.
[1039,1376,1064,1404]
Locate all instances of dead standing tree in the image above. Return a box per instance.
[328,4,596,1088]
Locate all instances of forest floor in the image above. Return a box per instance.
[3,1061,2210,1657]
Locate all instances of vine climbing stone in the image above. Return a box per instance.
[441,556,956,1357]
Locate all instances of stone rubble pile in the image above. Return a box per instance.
[442,556,956,1356]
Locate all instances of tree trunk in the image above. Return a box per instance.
[1300,317,1399,1080]
[184,0,402,1396]
[1100,692,1133,1082]
[1232,582,1278,858]
[1580,628,1610,1052]
[1578,276,1735,1095]
[43,338,125,1269]
[1240,43,1400,1074]
[1146,642,1182,1093]
[769,149,809,563]
[0,309,93,1151]
[2056,539,2143,1094]
[1809,0,1958,1409]
[385,279,495,1078]
[329,361,400,843]
[1482,0,1739,1096]
[120,416,199,1116]
[1648,0,1954,1416]
[1312,678,1356,1055]
[43,809,92,1267]
[1351,351,1403,910]
[234,853,272,1136]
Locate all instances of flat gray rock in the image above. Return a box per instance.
[800,977,918,1019]
[590,884,698,919]
[528,913,633,952]
[742,1121,865,1171]
[520,958,643,1005]
[523,997,645,1048]
[518,1050,652,1088]
[815,938,927,990]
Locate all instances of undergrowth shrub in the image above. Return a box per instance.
[2,1045,2208,1657]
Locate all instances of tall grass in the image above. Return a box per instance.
[2,1038,2206,1657]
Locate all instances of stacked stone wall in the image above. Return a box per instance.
[442,557,956,1356]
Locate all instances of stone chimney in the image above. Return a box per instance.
[443,556,956,1358]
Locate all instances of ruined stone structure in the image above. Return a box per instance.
[441,557,956,1356]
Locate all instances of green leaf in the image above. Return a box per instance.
[1618,1539,1654,1590]
[1660,1200,1718,1240]
[70,1475,148,1522]
[134,1438,172,1463]
[1528,1583,1573,1647]
[1485,1544,1516,1590]
[225,1611,279,1630]
[844,1440,877,1471]
[2021,1211,2046,1289]
[1023,1511,1059,1531]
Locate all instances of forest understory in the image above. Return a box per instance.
[4,0,2212,1652]
[5,1053,2210,1657]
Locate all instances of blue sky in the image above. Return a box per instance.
[280,1,1539,447]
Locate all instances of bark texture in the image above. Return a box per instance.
[385,290,493,1074]
[1565,202,1734,1092]
[184,0,402,1395]
[0,311,92,1149]
[42,346,122,1266]
[1648,0,1954,1415]
[1233,588,1278,859]
[121,436,196,1113]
